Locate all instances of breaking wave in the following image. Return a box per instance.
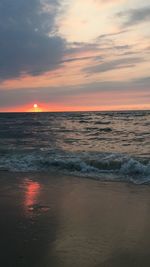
[0,151,149,184]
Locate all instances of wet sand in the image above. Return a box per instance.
[1,172,150,267]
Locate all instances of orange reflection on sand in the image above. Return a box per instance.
[24,180,41,208]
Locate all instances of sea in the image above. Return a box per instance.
[0,110,150,184]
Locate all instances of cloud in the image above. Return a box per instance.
[117,6,150,27]
[134,76,150,86]
[67,41,132,59]
[0,76,149,108]
[95,0,124,4]
[67,42,100,55]
[0,0,66,80]
[83,57,142,73]
[61,56,96,63]
[96,30,128,40]
[75,76,150,94]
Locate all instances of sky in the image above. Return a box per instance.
[0,0,150,112]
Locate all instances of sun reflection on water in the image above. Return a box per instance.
[23,179,41,213]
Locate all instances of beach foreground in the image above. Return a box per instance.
[1,172,150,267]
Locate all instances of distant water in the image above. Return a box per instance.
[0,110,150,184]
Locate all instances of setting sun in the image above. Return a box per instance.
[31,103,42,112]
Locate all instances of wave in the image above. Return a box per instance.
[0,151,150,184]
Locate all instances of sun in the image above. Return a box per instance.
[33,103,38,108]
[32,103,42,112]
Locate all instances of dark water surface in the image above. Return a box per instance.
[0,110,150,183]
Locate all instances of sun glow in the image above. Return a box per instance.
[32,103,42,112]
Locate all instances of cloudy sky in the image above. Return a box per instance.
[0,0,150,111]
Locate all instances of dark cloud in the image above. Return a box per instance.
[113,45,131,50]
[83,57,142,73]
[61,54,103,64]
[67,42,100,54]
[120,51,138,56]
[75,76,150,94]
[96,30,128,40]
[134,76,150,85]
[0,0,66,80]
[117,6,150,27]
[67,40,133,58]
[61,56,95,63]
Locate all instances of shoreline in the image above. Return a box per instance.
[0,170,149,186]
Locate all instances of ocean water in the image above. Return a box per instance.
[0,110,150,184]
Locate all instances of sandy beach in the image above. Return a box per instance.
[0,172,150,267]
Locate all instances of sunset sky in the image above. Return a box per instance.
[0,0,150,112]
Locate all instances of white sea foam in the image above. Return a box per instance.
[0,151,149,184]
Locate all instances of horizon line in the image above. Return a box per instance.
[0,109,149,114]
